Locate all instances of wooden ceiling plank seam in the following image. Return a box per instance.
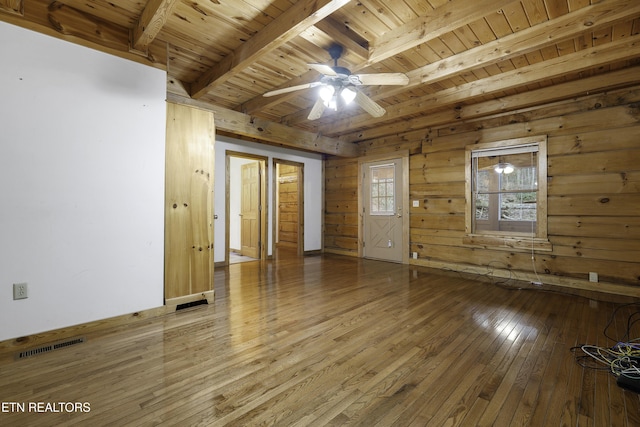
[130,0,179,51]
[484,6,517,38]
[541,0,568,20]
[367,0,518,65]
[325,33,640,135]
[365,0,640,99]
[359,0,412,29]
[501,1,531,33]
[333,1,394,39]
[567,0,591,13]
[166,2,259,50]
[54,0,141,27]
[189,0,352,99]
[521,0,549,25]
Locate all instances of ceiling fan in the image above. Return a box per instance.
[263,44,409,120]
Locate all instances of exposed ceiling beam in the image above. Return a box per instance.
[285,0,638,126]
[345,66,640,143]
[325,33,640,137]
[0,0,166,69]
[366,0,518,66]
[130,0,179,52]
[167,93,359,157]
[190,0,352,99]
[241,18,368,115]
[0,0,22,16]
[241,0,512,115]
[374,0,640,99]
[312,18,368,60]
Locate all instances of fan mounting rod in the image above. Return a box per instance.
[327,44,344,66]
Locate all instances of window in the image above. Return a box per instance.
[369,164,395,215]
[464,136,551,251]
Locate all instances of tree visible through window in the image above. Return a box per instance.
[465,136,550,250]
[473,150,538,234]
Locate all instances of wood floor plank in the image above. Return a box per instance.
[0,252,638,426]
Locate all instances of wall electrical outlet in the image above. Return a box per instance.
[412,252,418,259]
[589,272,598,283]
[13,282,28,300]
[412,200,420,207]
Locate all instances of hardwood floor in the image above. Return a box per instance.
[1,253,640,426]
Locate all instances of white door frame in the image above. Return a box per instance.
[358,151,410,264]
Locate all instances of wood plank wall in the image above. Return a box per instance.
[324,85,640,294]
[278,164,299,247]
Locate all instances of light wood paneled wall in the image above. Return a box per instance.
[325,85,640,295]
[324,157,360,255]
[165,102,215,306]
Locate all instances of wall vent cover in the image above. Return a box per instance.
[176,299,208,311]
[16,337,86,360]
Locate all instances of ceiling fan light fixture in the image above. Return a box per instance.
[341,87,356,104]
[319,85,335,103]
[494,162,514,174]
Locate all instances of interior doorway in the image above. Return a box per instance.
[225,152,267,265]
[274,159,304,257]
[360,154,409,264]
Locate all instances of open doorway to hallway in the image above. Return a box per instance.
[226,153,267,265]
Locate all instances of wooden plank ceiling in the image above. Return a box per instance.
[2,0,640,157]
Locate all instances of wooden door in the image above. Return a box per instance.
[362,158,404,262]
[164,102,215,307]
[241,162,260,258]
[276,162,303,254]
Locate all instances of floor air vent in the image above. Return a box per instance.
[17,337,86,360]
[176,299,208,311]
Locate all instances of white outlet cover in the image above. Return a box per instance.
[13,282,28,300]
[412,200,420,207]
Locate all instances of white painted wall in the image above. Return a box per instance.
[0,22,166,341]
[214,135,323,262]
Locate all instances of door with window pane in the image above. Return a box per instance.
[363,158,403,262]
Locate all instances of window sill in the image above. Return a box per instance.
[463,234,552,252]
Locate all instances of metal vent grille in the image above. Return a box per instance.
[17,337,86,360]
[176,299,208,311]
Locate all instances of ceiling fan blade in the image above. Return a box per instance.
[351,73,409,86]
[308,63,337,76]
[263,82,320,97]
[354,91,386,118]
[307,98,326,121]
